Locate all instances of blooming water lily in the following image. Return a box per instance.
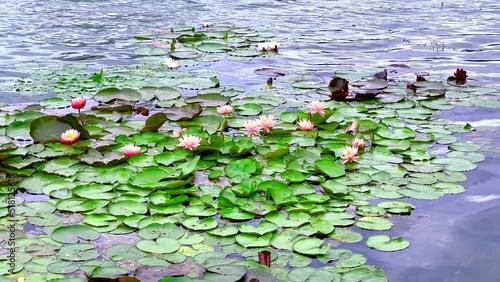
[341,146,359,164]
[164,57,179,68]
[178,135,202,150]
[122,144,142,157]
[60,129,80,144]
[217,105,234,115]
[258,114,277,133]
[308,101,326,117]
[242,120,262,137]
[297,119,315,131]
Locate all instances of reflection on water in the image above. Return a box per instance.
[359,107,500,282]
[359,153,500,282]
[0,0,499,281]
[1,0,500,87]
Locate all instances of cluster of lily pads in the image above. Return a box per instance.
[0,23,492,282]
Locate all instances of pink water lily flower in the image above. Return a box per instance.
[297,119,315,131]
[217,105,234,115]
[60,129,80,144]
[341,146,359,164]
[308,101,326,117]
[178,135,202,150]
[71,97,86,109]
[242,120,262,137]
[122,144,142,157]
[351,137,366,150]
[173,128,187,138]
[345,120,359,134]
[258,114,277,133]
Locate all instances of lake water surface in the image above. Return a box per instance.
[1,0,500,281]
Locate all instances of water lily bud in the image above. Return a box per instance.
[454,68,467,81]
[71,97,86,109]
[416,75,426,82]
[345,121,359,134]
[258,251,271,268]
[267,77,273,87]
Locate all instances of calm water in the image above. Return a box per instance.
[1,0,500,281]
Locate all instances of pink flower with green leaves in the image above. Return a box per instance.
[341,146,359,164]
[308,101,326,117]
[122,144,142,157]
[258,114,277,133]
[60,129,80,144]
[243,120,262,137]
[297,119,315,131]
[217,105,234,115]
[178,135,201,150]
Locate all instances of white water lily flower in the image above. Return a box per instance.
[164,57,179,68]
[257,41,280,52]
[266,41,280,50]
[257,43,268,51]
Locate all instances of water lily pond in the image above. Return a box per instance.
[1,1,500,282]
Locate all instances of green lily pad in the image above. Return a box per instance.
[46,261,79,274]
[292,238,330,255]
[355,217,393,231]
[58,243,99,261]
[141,113,168,133]
[225,159,257,178]
[94,87,141,103]
[238,221,278,236]
[208,225,239,237]
[30,115,91,143]
[164,103,203,121]
[106,244,146,260]
[329,229,363,243]
[182,217,218,231]
[235,233,273,248]
[315,160,345,178]
[376,201,414,214]
[50,225,100,243]
[138,223,185,239]
[265,211,311,228]
[204,265,247,282]
[271,230,301,251]
[366,235,410,252]
[136,238,181,254]
[108,200,148,216]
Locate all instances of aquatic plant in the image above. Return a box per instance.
[0,23,494,282]
[60,129,80,144]
[177,135,202,150]
[341,146,359,164]
[297,118,315,131]
[122,144,142,157]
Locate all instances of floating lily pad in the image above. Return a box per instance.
[51,225,100,243]
[164,103,203,121]
[355,217,393,231]
[366,235,410,252]
[292,238,330,255]
[94,88,142,103]
[136,238,181,254]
